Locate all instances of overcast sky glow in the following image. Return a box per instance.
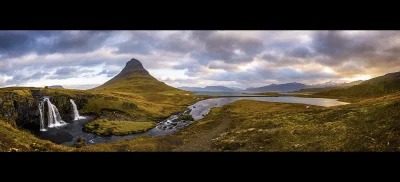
[1,30,399,90]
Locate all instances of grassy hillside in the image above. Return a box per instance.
[295,80,363,94]
[208,94,400,151]
[1,86,203,122]
[361,72,400,84]
[0,119,72,152]
[94,58,188,94]
[77,92,400,152]
[315,77,400,99]
[2,91,400,152]
[81,58,201,121]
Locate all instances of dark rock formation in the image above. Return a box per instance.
[47,85,64,89]
[0,90,91,131]
[0,92,40,130]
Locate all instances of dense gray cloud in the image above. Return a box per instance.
[190,31,264,64]
[31,71,49,79]
[206,66,339,86]
[208,61,239,71]
[55,67,78,76]
[5,71,48,85]
[262,53,277,61]
[0,31,32,56]
[309,31,400,76]
[2,30,400,89]
[98,69,120,77]
[112,31,156,54]
[311,31,375,66]
[48,67,95,79]
[0,31,112,58]
[285,46,313,58]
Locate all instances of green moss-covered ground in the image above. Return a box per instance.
[315,79,400,99]
[0,119,72,152]
[78,92,400,152]
[2,87,400,152]
[83,119,156,136]
[1,86,208,123]
[210,94,400,152]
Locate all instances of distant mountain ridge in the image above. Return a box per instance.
[296,80,364,93]
[308,81,340,88]
[180,80,365,93]
[230,87,244,91]
[47,85,63,88]
[245,82,309,92]
[179,86,237,92]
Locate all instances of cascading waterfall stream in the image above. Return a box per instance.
[38,101,46,131]
[70,99,86,120]
[43,97,66,129]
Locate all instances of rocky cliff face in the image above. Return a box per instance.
[0,90,91,131]
[0,91,40,130]
[48,93,90,121]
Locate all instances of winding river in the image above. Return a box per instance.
[38,96,349,146]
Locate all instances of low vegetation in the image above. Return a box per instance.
[3,92,400,152]
[79,92,400,152]
[73,138,86,148]
[210,95,400,152]
[314,72,400,99]
[0,119,72,152]
[83,119,157,136]
[315,80,400,99]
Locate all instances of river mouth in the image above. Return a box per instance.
[37,95,349,147]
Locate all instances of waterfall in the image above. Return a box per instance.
[43,97,66,128]
[70,99,86,120]
[38,101,46,131]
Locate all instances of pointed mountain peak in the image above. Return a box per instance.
[126,58,145,69]
[117,58,150,78]
[94,58,186,93]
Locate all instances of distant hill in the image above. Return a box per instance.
[178,86,236,92]
[308,81,339,88]
[296,80,363,93]
[94,58,187,94]
[47,85,63,88]
[230,87,244,91]
[245,82,309,92]
[360,72,400,84]
[341,80,364,87]
[315,72,400,98]
[204,86,235,92]
[178,87,204,92]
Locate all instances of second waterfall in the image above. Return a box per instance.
[70,99,86,120]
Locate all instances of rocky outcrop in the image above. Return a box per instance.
[0,92,40,130]
[0,90,92,131]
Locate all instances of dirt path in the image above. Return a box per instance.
[172,115,232,152]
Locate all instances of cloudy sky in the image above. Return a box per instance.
[0,30,399,90]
